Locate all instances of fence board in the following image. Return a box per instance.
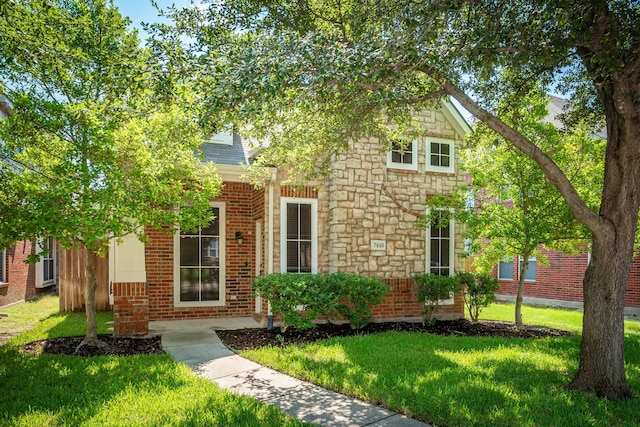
[59,246,111,312]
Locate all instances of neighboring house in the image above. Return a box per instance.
[492,96,640,317]
[66,100,471,335]
[0,95,58,307]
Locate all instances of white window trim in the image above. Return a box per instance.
[425,208,455,305]
[498,260,515,280]
[386,139,418,171]
[209,126,233,145]
[35,238,56,288]
[174,202,226,307]
[280,197,318,274]
[518,256,537,282]
[0,249,6,283]
[426,137,455,174]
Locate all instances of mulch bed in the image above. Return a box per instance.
[20,319,573,357]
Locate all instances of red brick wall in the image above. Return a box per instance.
[496,248,640,309]
[113,282,149,336]
[0,241,46,307]
[371,278,464,320]
[146,183,258,320]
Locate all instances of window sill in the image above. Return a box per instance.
[0,282,8,289]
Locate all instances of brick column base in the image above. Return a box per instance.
[113,282,149,336]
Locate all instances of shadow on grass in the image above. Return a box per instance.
[249,331,640,427]
[0,311,306,427]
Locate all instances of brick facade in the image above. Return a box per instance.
[495,248,640,315]
[113,282,149,336]
[0,241,50,307]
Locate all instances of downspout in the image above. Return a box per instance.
[267,170,276,329]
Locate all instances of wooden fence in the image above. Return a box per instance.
[59,246,111,312]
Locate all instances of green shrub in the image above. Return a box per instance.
[332,273,388,329]
[413,273,460,325]
[253,272,388,331]
[457,272,500,322]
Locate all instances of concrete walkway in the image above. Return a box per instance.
[150,319,431,427]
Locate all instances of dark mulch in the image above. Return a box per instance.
[20,319,573,357]
[22,335,164,357]
[216,319,574,351]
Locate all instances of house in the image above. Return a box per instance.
[75,100,472,336]
[491,96,640,318]
[0,95,58,307]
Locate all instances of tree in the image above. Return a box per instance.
[0,0,222,347]
[158,1,640,398]
[462,90,604,329]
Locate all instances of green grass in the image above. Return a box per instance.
[244,303,640,427]
[0,294,60,329]
[0,298,307,427]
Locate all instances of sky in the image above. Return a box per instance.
[112,0,193,34]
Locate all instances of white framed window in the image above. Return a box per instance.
[35,238,56,288]
[519,256,536,282]
[281,197,318,274]
[174,202,226,307]
[387,140,418,171]
[0,249,6,283]
[498,260,514,280]
[209,126,233,145]
[425,209,455,277]
[426,137,455,173]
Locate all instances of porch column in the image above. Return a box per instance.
[110,234,148,336]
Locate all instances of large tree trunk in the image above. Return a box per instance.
[566,70,640,399]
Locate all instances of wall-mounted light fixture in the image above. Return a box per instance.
[235,231,244,245]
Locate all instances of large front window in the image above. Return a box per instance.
[175,203,225,306]
[281,198,317,273]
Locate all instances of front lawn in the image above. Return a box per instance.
[0,299,307,427]
[244,303,640,427]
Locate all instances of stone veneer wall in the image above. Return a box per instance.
[325,109,467,319]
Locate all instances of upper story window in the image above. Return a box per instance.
[387,140,418,171]
[426,137,455,173]
[209,126,233,145]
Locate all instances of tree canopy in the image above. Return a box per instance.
[157,0,640,398]
[0,0,222,345]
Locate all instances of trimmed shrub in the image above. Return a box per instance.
[457,272,500,322]
[413,273,460,325]
[253,272,388,331]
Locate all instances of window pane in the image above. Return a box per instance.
[431,154,440,166]
[201,268,220,301]
[299,204,312,240]
[403,152,413,164]
[201,208,219,235]
[499,261,514,280]
[441,144,450,155]
[391,150,402,163]
[180,237,200,266]
[180,268,200,301]
[299,241,312,272]
[201,237,219,266]
[526,260,536,281]
[287,204,299,239]
[441,240,450,267]
[431,240,440,266]
[287,241,299,272]
[441,156,450,167]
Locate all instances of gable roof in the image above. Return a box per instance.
[201,133,252,166]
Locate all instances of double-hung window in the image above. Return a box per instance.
[498,260,515,280]
[519,257,537,281]
[175,203,225,306]
[35,238,56,288]
[387,140,418,171]
[426,209,455,276]
[281,198,317,273]
[426,137,455,173]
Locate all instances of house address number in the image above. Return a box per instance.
[370,240,386,251]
